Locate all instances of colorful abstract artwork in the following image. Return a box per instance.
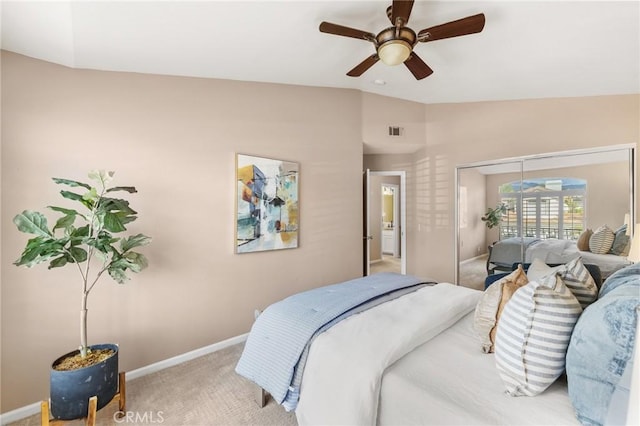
[236,154,299,253]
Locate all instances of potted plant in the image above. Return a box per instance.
[481,203,508,229]
[13,170,151,420]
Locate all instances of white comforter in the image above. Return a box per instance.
[295,283,481,426]
[525,238,631,277]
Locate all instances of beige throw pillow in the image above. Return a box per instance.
[473,265,528,353]
[577,229,593,251]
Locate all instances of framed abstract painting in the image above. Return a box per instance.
[235,154,299,253]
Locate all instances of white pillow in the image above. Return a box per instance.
[526,258,564,281]
[495,273,583,396]
[527,257,598,309]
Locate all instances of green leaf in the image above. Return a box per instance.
[14,237,66,267]
[52,178,91,190]
[88,170,114,187]
[108,266,128,284]
[53,213,76,231]
[71,225,90,238]
[69,247,88,263]
[120,234,151,252]
[106,186,137,194]
[98,198,137,215]
[60,190,94,209]
[14,236,49,266]
[124,252,148,272]
[48,255,68,269]
[59,190,84,202]
[82,187,99,203]
[13,211,52,237]
[103,212,126,232]
[48,206,81,216]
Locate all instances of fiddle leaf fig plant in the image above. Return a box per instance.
[13,170,151,358]
[481,203,508,229]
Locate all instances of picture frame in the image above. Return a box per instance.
[235,154,299,253]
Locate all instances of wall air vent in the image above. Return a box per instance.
[388,126,403,136]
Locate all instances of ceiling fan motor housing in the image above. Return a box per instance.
[376,27,417,66]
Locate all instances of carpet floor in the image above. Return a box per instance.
[459,254,490,291]
[369,254,401,275]
[11,344,296,426]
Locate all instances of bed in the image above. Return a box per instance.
[487,237,632,278]
[235,266,639,425]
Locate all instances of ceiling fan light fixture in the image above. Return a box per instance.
[378,40,411,66]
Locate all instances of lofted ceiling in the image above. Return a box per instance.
[2,1,639,154]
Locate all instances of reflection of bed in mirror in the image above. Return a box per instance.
[487,236,632,278]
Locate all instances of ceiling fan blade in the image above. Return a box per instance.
[391,0,414,26]
[404,52,434,80]
[418,13,486,42]
[319,22,375,41]
[347,54,380,77]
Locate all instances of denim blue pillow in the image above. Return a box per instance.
[600,263,640,298]
[566,264,640,425]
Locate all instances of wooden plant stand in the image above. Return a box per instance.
[40,371,126,426]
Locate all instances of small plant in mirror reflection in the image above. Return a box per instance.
[481,203,508,229]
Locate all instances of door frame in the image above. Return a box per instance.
[367,171,407,275]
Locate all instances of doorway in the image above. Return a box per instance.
[366,171,407,275]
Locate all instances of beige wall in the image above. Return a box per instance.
[458,168,487,261]
[2,50,639,413]
[0,52,365,411]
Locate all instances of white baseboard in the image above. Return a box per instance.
[0,333,248,425]
[0,402,41,426]
[460,253,488,264]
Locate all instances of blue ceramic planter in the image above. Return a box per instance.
[50,343,119,420]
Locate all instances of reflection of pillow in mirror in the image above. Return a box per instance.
[610,224,630,256]
[577,229,593,251]
[590,225,615,254]
[473,265,528,354]
[526,258,564,281]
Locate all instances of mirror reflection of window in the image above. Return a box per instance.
[498,177,586,240]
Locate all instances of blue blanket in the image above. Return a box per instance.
[490,237,540,266]
[235,272,428,410]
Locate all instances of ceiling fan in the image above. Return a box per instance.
[319,0,485,80]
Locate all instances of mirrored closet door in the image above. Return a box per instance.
[455,144,636,290]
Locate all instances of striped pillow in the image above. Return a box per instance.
[589,225,615,255]
[495,274,583,396]
[558,257,598,309]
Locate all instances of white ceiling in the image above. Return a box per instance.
[2,1,639,104]
[1,1,639,154]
